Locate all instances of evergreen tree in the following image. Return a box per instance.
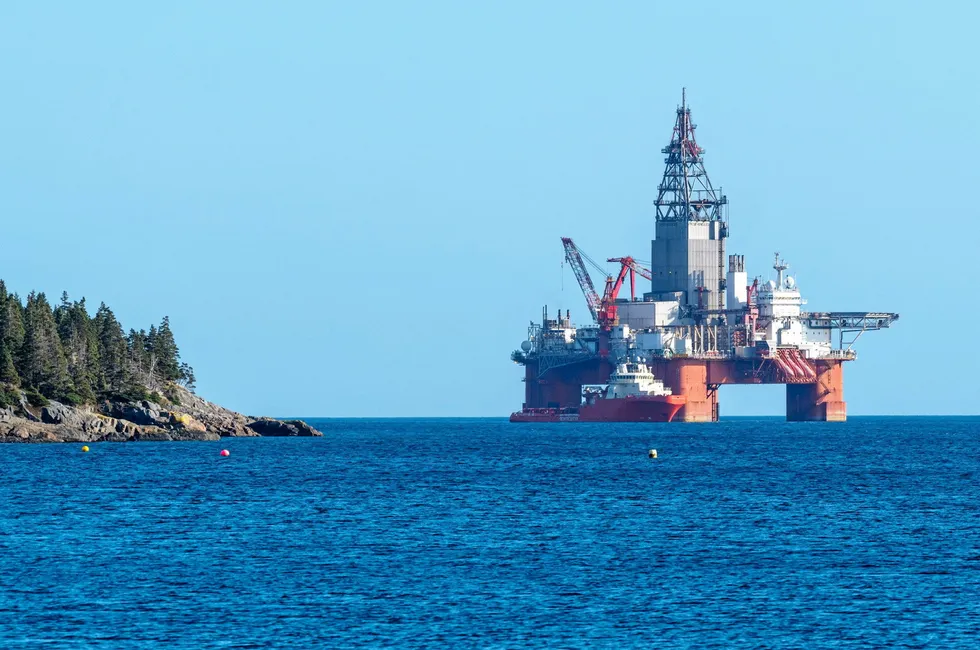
[93,302,129,396]
[153,316,180,382]
[20,292,71,398]
[55,294,97,403]
[146,325,158,383]
[81,299,102,397]
[178,362,196,391]
[2,279,198,403]
[0,284,26,357]
[127,328,153,387]
[0,283,17,385]
[0,340,18,385]
[0,286,25,387]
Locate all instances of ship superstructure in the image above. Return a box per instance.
[510,92,898,422]
[599,362,674,400]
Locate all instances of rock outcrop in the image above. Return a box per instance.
[0,384,321,443]
[246,417,323,437]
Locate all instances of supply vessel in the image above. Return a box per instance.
[509,90,898,423]
[510,361,686,422]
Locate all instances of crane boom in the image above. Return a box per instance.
[608,257,653,283]
[605,257,654,302]
[631,262,653,282]
[561,237,601,323]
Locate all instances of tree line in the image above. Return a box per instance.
[0,280,195,405]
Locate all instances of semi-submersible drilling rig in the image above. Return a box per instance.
[510,92,898,422]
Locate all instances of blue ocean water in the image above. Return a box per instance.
[1,417,978,648]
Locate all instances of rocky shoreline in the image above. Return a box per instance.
[0,384,321,443]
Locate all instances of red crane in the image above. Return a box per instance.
[561,238,655,328]
[561,237,602,323]
[602,257,654,325]
[605,257,653,301]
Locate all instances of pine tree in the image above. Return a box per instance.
[55,294,97,403]
[0,340,18,385]
[145,325,158,384]
[127,328,153,387]
[2,279,198,403]
[178,362,196,391]
[0,285,25,355]
[80,298,101,398]
[20,292,71,398]
[153,316,180,382]
[0,283,16,385]
[0,287,25,387]
[93,302,129,396]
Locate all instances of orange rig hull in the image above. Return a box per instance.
[516,356,849,422]
[510,394,686,423]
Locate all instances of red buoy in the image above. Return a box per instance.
[220,449,230,457]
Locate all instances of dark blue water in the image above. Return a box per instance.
[1,417,978,648]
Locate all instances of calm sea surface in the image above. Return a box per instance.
[1,417,978,648]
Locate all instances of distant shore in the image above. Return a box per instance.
[0,384,321,443]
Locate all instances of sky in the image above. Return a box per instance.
[0,1,977,417]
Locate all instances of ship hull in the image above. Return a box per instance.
[510,395,686,423]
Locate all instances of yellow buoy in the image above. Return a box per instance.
[81,446,90,452]
[648,449,657,459]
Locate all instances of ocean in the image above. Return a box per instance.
[1,417,978,648]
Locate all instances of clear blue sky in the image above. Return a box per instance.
[1,1,976,416]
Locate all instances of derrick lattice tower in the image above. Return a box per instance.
[650,89,729,311]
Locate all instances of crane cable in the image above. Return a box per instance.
[578,247,608,278]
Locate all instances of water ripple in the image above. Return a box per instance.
[0,416,978,648]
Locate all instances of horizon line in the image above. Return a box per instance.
[278,414,980,420]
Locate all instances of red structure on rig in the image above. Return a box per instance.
[561,237,655,329]
[510,91,897,423]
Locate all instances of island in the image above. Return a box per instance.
[0,281,320,442]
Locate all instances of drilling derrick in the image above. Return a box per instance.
[650,89,729,311]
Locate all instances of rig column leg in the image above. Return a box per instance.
[786,361,846,422]
[524,362,539,410]
[672,360,717,423]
